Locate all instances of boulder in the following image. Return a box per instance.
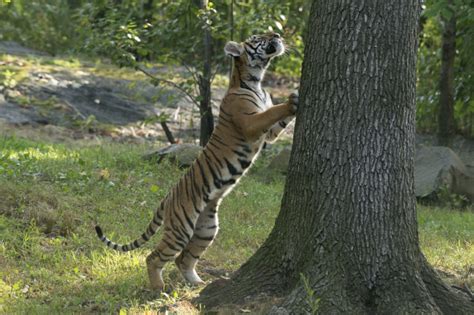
[144,143,202,168]
[415,146,474,201]
[267,145,474,202]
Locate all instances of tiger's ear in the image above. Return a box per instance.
[224,41,244,57]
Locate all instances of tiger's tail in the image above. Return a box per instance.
[95,204,164,252]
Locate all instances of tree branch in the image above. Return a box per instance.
[136,65,199,106]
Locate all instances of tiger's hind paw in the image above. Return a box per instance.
[181,269,205,286]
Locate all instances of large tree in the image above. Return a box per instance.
[197,1,473,313]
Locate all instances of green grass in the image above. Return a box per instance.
[0,135,472,313]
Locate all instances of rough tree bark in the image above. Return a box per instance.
[198,0,215,146]
[437,0,456,147]
[197,1,473,314]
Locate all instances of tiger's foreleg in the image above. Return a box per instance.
[265,115,295,143]
[175,205,219,285]
[233,93,298,142]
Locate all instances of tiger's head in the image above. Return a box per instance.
[224,32,285,69]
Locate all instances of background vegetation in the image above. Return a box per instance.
[2,0,471,138]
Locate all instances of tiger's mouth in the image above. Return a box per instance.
[265,44,277,54]
[265,39,284,57]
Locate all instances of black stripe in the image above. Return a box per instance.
[133,240,140,248]
[106,240,111,246]
[177,223,191,242]
[192,170,202,202]
[208,140,223,151]
[146,225,155,235]
[279,121,288,128]
[208,207,218,213]
[244,111,258,115]
[241,144,252,153]
[247,74,260,82]
[218,119,232,129]
[220,107,232,117]
[188,168,199,210]
[181,203,195,229]
[207,225,217,229]
[203,154,221,188]
[156,212,163,221]
[169,215,189,242]
[212,136,227,147]
[240,97,262,109]
[233,150,247,158]
[238,159,251,169]
[163,238,181,251]
[221,178,236,186]
[160,251,176,258]
[170,229,187,247]
[231,134,246,142]
[194,234,214,241]
[185,249,200,260]
[228,92,256,98]
[196,159,211,193]
[224,158,241,176]
[113,244,118,250]
[184,172,192,200]
[172,207,187,231]
[123,245,129,251]
[239,81,264,102]
[142,233,149,241]
[206,148,224,171]
[152,216,161,226]
[156,251,174,262]
[219,114,232,124]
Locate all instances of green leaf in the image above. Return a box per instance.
[150,184,159,193]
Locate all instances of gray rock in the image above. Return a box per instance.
[0,41,49,56]
[268,306,290,315]
[415,146,474,201]
[144,144,202,168]
[268,145,474,202]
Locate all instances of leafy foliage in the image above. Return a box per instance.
[417,0,474,136]
[0,0,473,137]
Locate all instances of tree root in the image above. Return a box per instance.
[197,257,474,314]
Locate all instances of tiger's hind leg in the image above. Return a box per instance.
[175,206,219,285]
[146,232,187,291]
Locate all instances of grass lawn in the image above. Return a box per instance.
[0,134,472,314]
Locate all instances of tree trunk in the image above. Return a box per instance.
[437,0,456,147]
[197,1,473,313]
[199,0,215,147]
[229,0,235,81]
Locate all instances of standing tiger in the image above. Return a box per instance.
[95,32,298,291]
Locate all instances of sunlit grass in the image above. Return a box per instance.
[0,135,472,313]
[418,206,473,285]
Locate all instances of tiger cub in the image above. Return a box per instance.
[95,32,298,291]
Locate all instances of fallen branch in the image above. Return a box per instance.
[63,100,86,120]
[160,121,176,144]
[136,65,199,106]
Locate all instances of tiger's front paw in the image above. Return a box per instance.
[288,93,299,114]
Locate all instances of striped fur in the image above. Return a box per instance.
[95,32,297,291]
